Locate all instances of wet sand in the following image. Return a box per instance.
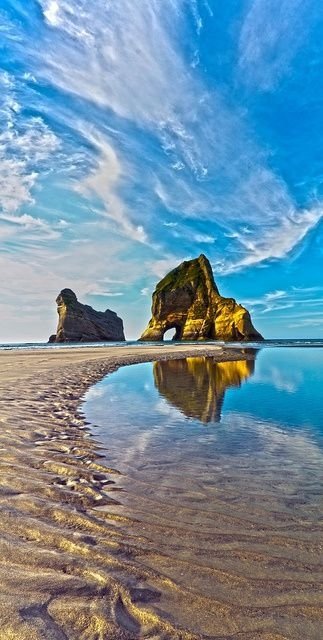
[0,343,257,640]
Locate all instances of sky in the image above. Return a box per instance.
[0,0,323,342]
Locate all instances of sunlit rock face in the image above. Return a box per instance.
[49,288,125,343]
[140,255,263,342]
[154,356,255,423]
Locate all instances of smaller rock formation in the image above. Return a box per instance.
[49,288,125,343]
[140,254,263,342]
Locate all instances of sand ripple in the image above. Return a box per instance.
[0,347,322,639]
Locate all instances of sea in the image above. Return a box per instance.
[80,342,323,637]
[1,337,323,349]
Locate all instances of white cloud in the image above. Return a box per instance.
[194,233,215,244]
[33,0,215,200]
[36,0,202,124]
[43,1,60,26]
[88,290,124,297]
[0,73,60,218]
[1,0,315,271]
[227,205,323,272]
[289,317,323,328]
[2,0,322,278]
[154,121,323,273]
[261,303,294,315]
[0,213,60,240]
[292,286,323,294]
[0,236,147,341]
[265,290,286,302]
[77,128,148,244]
[242,286,323,317]
[238,0,313,90]
[149,255,189,279]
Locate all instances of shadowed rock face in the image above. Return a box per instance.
[49,288,125,343]
[154,355,255,423]
[140,254,263,342]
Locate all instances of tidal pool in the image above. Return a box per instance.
[83,348,323,639]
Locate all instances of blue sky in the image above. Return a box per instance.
[1,0,323,341]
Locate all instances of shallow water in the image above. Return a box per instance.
[83,348,323,638]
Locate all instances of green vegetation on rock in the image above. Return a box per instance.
[140,255,263,342]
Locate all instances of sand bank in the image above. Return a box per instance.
[0,343,257,640]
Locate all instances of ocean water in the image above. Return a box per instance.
[82,347,323,638]
[1,338,323,350]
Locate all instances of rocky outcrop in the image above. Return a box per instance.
[49,289,125,343]
[140,254,263,342]
[154,356,255,423]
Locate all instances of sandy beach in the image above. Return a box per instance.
[0,343,259,640]
[1,344,323,639]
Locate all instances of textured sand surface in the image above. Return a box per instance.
[0,344,259,640]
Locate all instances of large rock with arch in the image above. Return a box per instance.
[139,254,263,342]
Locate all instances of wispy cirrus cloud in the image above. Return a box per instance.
[0,213,62,240]
[76,129,148,244]
[238,0,315,90]
[43,0,60,25]
[27,2,315,262]
[242,286,323,317]
[0,72,59,217]
[225,204,323,273]
[3,0,322,270]
[193,233,215,244]
[37,0,202,124]
[148,255,190,279]
[88,291,124,298]
[140,287,150,296]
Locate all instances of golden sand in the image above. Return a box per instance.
[0,345,322,639]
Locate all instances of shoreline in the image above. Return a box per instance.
[0,344,253,639]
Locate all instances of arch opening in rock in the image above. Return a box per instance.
[163,325,182,341]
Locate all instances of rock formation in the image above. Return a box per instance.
[140,254,263,342]
[154,355,255,423]
[49,288,125,343]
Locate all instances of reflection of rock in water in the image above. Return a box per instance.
[154,356,255,423]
